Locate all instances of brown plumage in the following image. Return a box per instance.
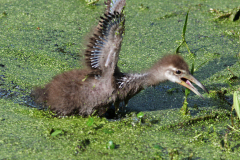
[31,0,208,117]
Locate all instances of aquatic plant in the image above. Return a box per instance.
[233,91,240,119]
[175,9,195,115]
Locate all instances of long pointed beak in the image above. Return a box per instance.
[177,74,208,98]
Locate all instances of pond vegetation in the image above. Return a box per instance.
[0,0,240,159]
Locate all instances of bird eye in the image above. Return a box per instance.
[175,70,181,74]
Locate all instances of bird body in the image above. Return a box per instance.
[32,69,116,116]
[31,0,208,117]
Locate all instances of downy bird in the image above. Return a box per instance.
[31,0,208,117]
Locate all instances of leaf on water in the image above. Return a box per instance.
[106,140,115,149]
[86,117,94,126]
[233,91,240,119]
[85,0,99,5]
[51,129,63,136]
[137,112,145,118]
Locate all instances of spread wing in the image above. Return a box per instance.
[85,0,125,75]
[105,0,126,14]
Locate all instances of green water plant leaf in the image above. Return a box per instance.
[86,117,94,126]
[51,129,63,136]
[137,112,145,118]
[106,140,115,149]
[233,91,240,119]
[85,0,99,5]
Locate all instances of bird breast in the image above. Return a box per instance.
[87,77,116,104]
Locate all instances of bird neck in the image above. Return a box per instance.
[118,66,167,91]
[146,64,168,86]
[115,64,167,101]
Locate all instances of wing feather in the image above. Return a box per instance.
[105,0,126,14]
[85,11,125,75]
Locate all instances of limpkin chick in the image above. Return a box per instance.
[31,1,208,117]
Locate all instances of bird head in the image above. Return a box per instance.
[155,55,208,98]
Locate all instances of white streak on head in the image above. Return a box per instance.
[164,66,182,83]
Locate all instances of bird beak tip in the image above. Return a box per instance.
[179,74,208,98]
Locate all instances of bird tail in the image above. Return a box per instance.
[105,0,126,14]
